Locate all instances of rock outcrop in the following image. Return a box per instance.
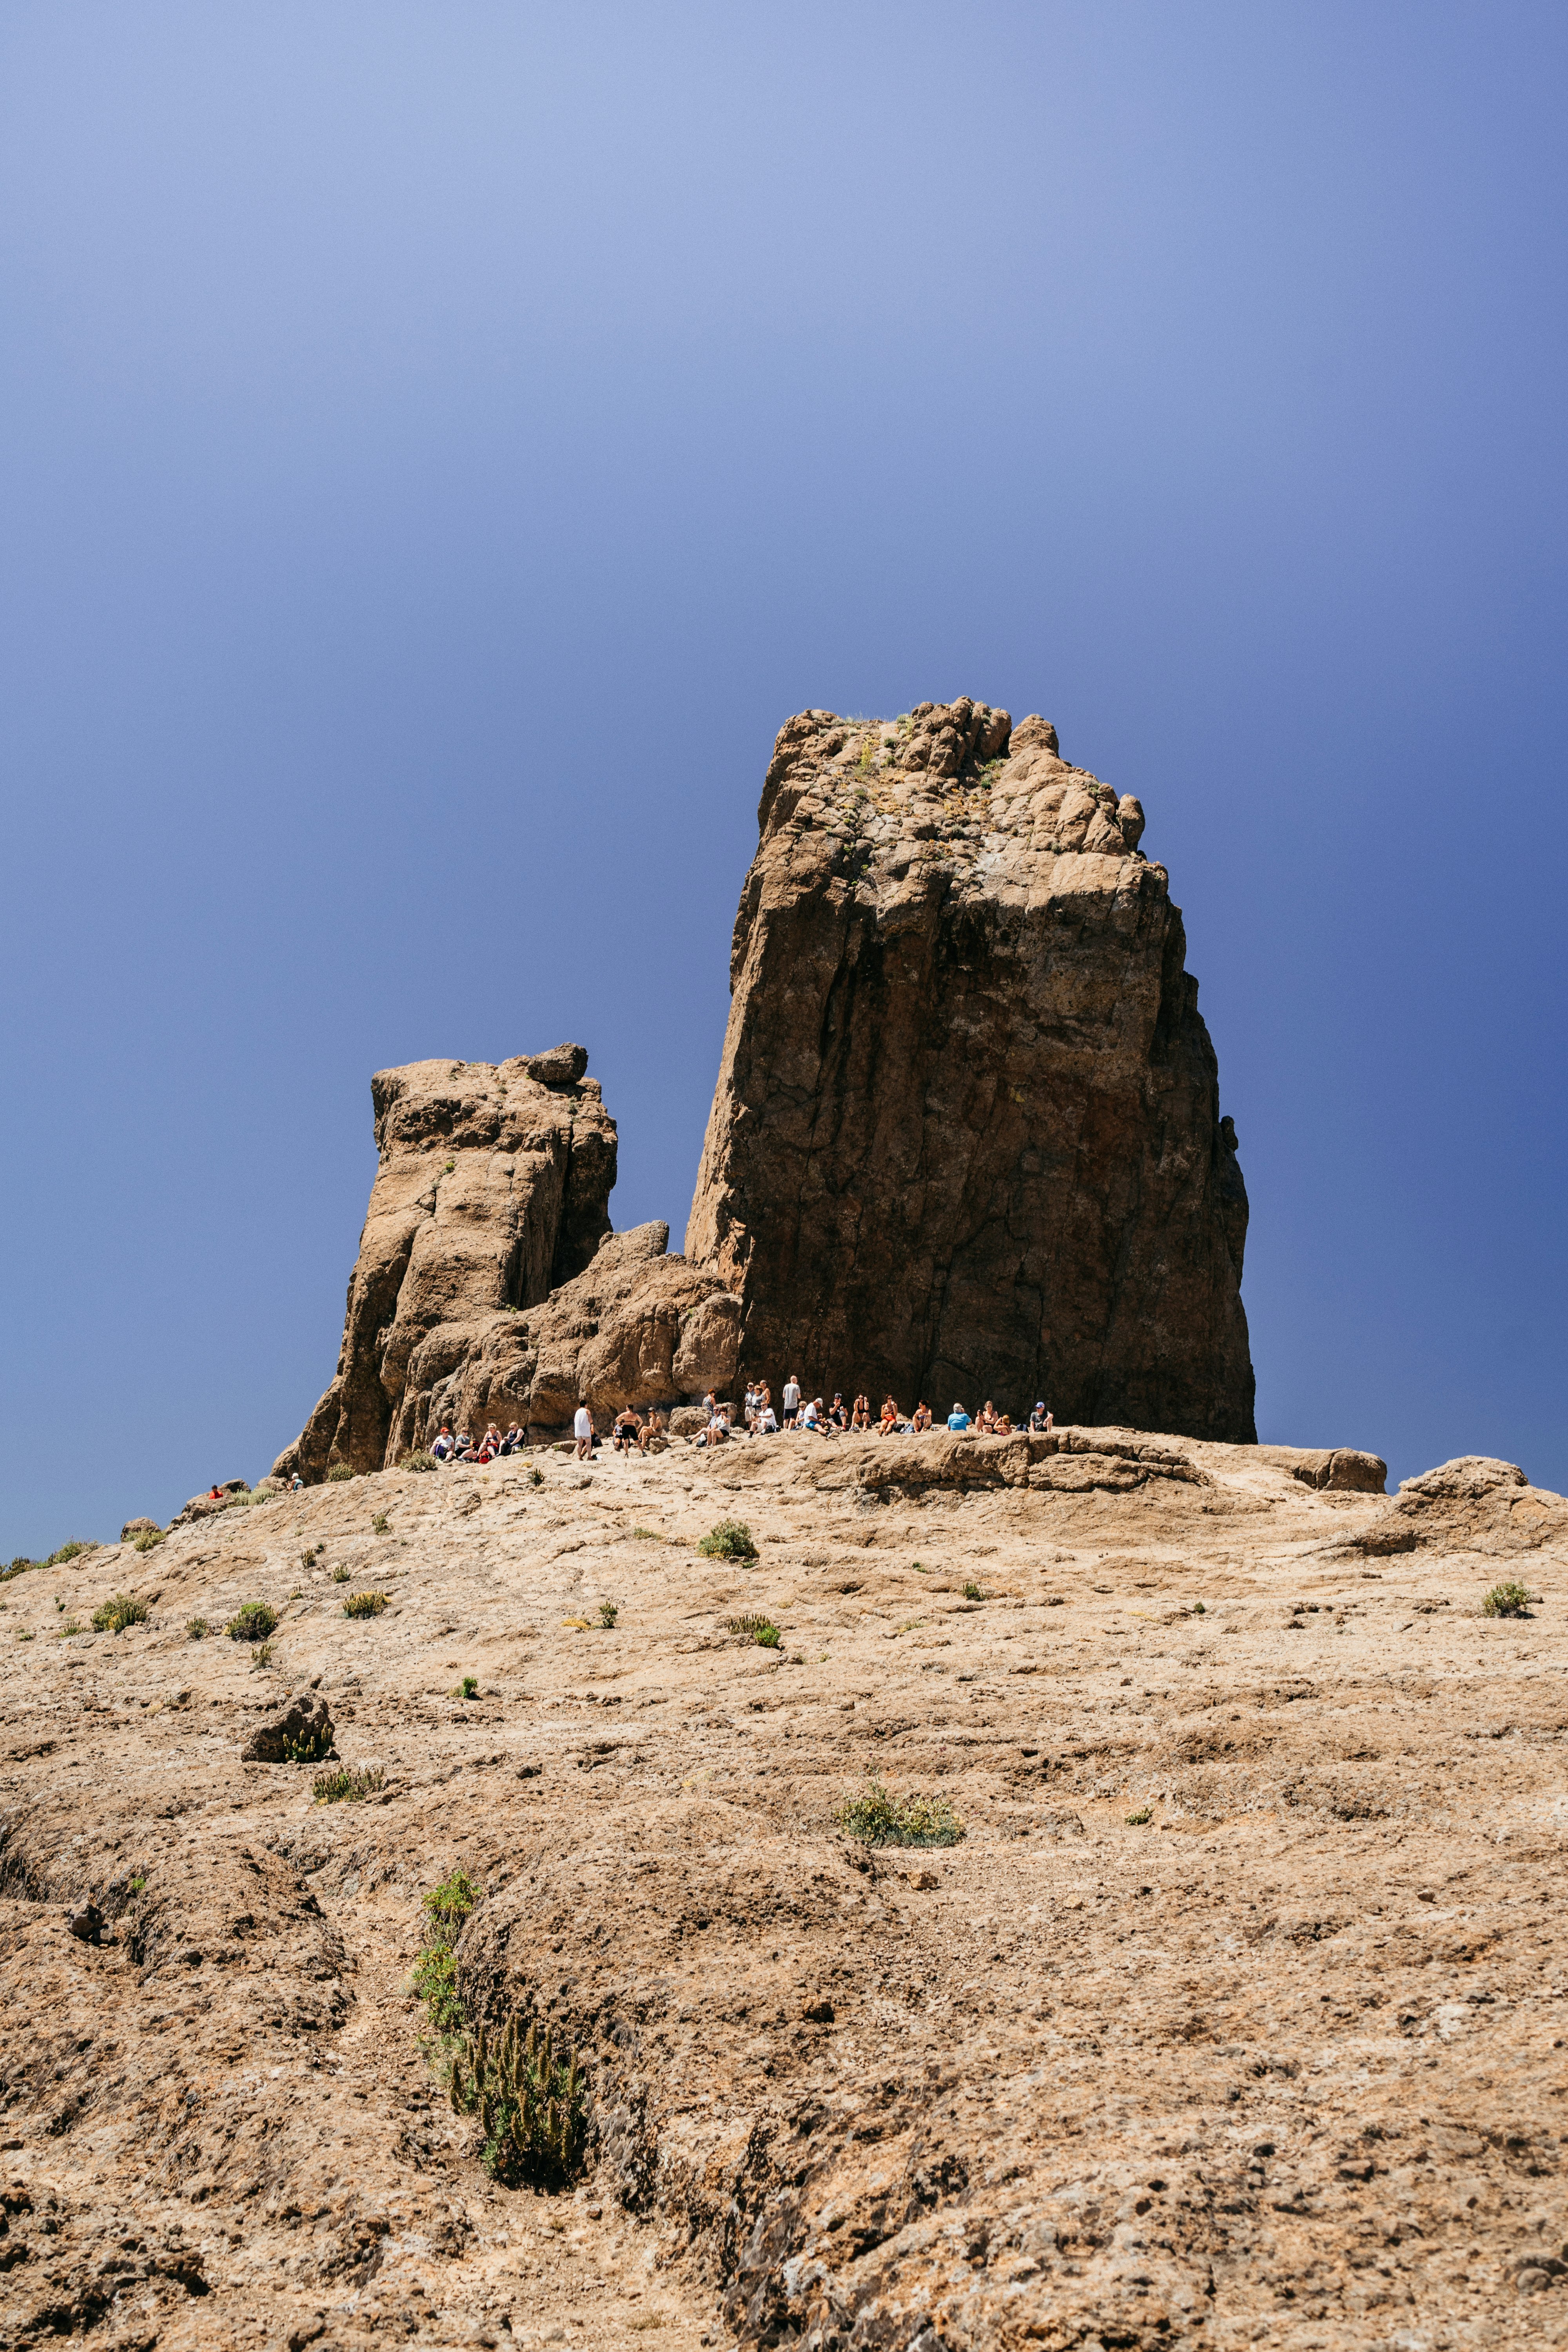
[1349,1455,1568,1557]
[686,699,1256,1440]
[274,1053,740,1479]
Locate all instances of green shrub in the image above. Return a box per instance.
[327,1462,355,1483]
[402,1450,439,1473]
[962,1580,985,1600]
[597,1601,619,1628]
[423,1869,481,1933]
[631,1525,659,1539]
[47,1541,94,1566]
[186,1617,209,1641]
[448,2013,586,2186]
[1482,1581,1534,1618]
[57,1618,81,1638]
[312,1764,385,1802]
[835,1779,965,1848]
[372,1512,390,1535]
[92,1593,150,1634]
[455,1674,479,1700]
[342,1590,388,1618]
[699,1519,757,1563]
[332,1566,350,1583]
[226,1601,278,1642]
[724,1612,779,1647]
[1125,1807,1153,1826]
[251,1640,275,1669]
[3,1557,35,1581]
[132,1530,165,1554]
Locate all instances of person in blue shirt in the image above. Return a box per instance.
[947,1402,970,1431]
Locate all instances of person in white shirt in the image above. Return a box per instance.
[573,1403,594,1461]
[782,1376,801,1428]
[758,1403,778,1434]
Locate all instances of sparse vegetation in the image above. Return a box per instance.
[402,1450,439,1473]
[411,1869,480,2037]
[332,1566,350,1583]
[251,1641,275,1669]
[1192,1601,1206,1614]
[127,1873,146,1893]
[58,1618,81,1637]
[724,1613,779,1646]
[699,1519,757,1563]
[186,1616,209,1641]
[301,1546,321,1569]
[92,1593,150,1634]
[1482,1581,1534,1618]
[342,1590,388,1618]
[48,1541,93,1565]
[132,1530,164,1554]
[630,1524,659,1539]
[327,1463,355,1483]
[528,1467,544,1487]
[456,1675,479,1700]
[1125,1808,1154,1826]
[226,1601,278,1642]
[597,1600,619,1628]
[836,1780,965,1848]
[372,1513,390,1535]
[448,2013,587,2186]
[313,1764,385,1802]
[962,1580,986,1600]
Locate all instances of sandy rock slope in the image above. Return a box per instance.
[2,1432,1566,2352]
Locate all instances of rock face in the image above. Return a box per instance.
[274,1053,740,1479]
[686,698,1256,1440]
[1350,1455,1568,1557]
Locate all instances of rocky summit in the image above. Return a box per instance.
[7,699,1564,2352]
[688,702,1254,1442]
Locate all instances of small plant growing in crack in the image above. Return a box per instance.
[962,1581,986,1601]
[597,1601,619,1628]
[448,2013,587,2186]
[313,1764,385,1802]
[372,1513,390,1535]
[332,1566,351,1583]
[226,1601,278,1642]
[186,1616,209,1641]
[836,1779,964,1848]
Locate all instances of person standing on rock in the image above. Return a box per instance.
[573,1402,595,1461]
[782,1375,801,1429]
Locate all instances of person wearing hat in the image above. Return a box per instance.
[1028,1401,1053,1433]
[947,1401,971,1432]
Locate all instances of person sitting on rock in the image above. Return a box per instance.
[612,1408,641,1453]
[975,1400,998,1434]
[431,1425,455,1461]
[475,1422,502,1461]
[878,1396,900,1435]
[757,1380,773,1426]
[829,1392,849,1430]
[497,1424,525,1455]
[947,1401,971,1432]
[850,1393,872,1432]
[911,1401,932,1432]
[1027,1402,1051,1434]
[757,1397,778,1434]
[637,1410,667,1454]
[702,1401,732,1448]
[573,1404,595,1461]
[996,1411,1014,1434]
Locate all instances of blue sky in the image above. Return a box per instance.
[3,1,1564,1552]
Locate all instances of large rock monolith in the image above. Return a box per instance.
[685,699,1256,1440]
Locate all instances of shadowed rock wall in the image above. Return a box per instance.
[685,699,1256,1441]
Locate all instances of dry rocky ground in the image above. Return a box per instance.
[2,1430,1566,2352]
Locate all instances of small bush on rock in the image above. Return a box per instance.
[836,1779,965,1848]
[725,1613,779,1647]
[449,2014,586,2187]
[48,1541,93,1566]
[402,1450,439,1472]
[342,1590,388,1618]
[411,1869,481,2038]
[226,1601,278,1642]
[962,1580,986,1601]
[372,1512,390,1534]
[528,1466,544,1487]
[132,1530,164,1553]
[332,1566,350,1583]
[699,1519,757,1563]
[327,1463,355,1482]
[1483,1581,1534,1618]
[597,1601,619,1628]
[186,1616,209,1641]
[92,1593,149,1634]
[251,1641,275,1668]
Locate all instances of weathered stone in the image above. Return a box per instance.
[686,699,1256,1439]
[1349,1455,1568,1557]
[1283,1448,1388,1494]
[120,1517,161,1543]
[240,1693,336,1765]
[273,1057,741,1478]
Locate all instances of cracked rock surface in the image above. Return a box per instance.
[3,1428,1566,2350]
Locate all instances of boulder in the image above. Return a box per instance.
[1286,1448,1387,1494]
[1348,1456,1568,1558]
[240,1693,336,1765]
[120,1517,161,1543]
[686,701,1256,1439]
[272,1056,742,1479]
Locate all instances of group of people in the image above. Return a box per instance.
[429,1422,528,1464]
[423,1388,1056,1466]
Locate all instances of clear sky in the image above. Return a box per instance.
[3,2,1564,1553]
